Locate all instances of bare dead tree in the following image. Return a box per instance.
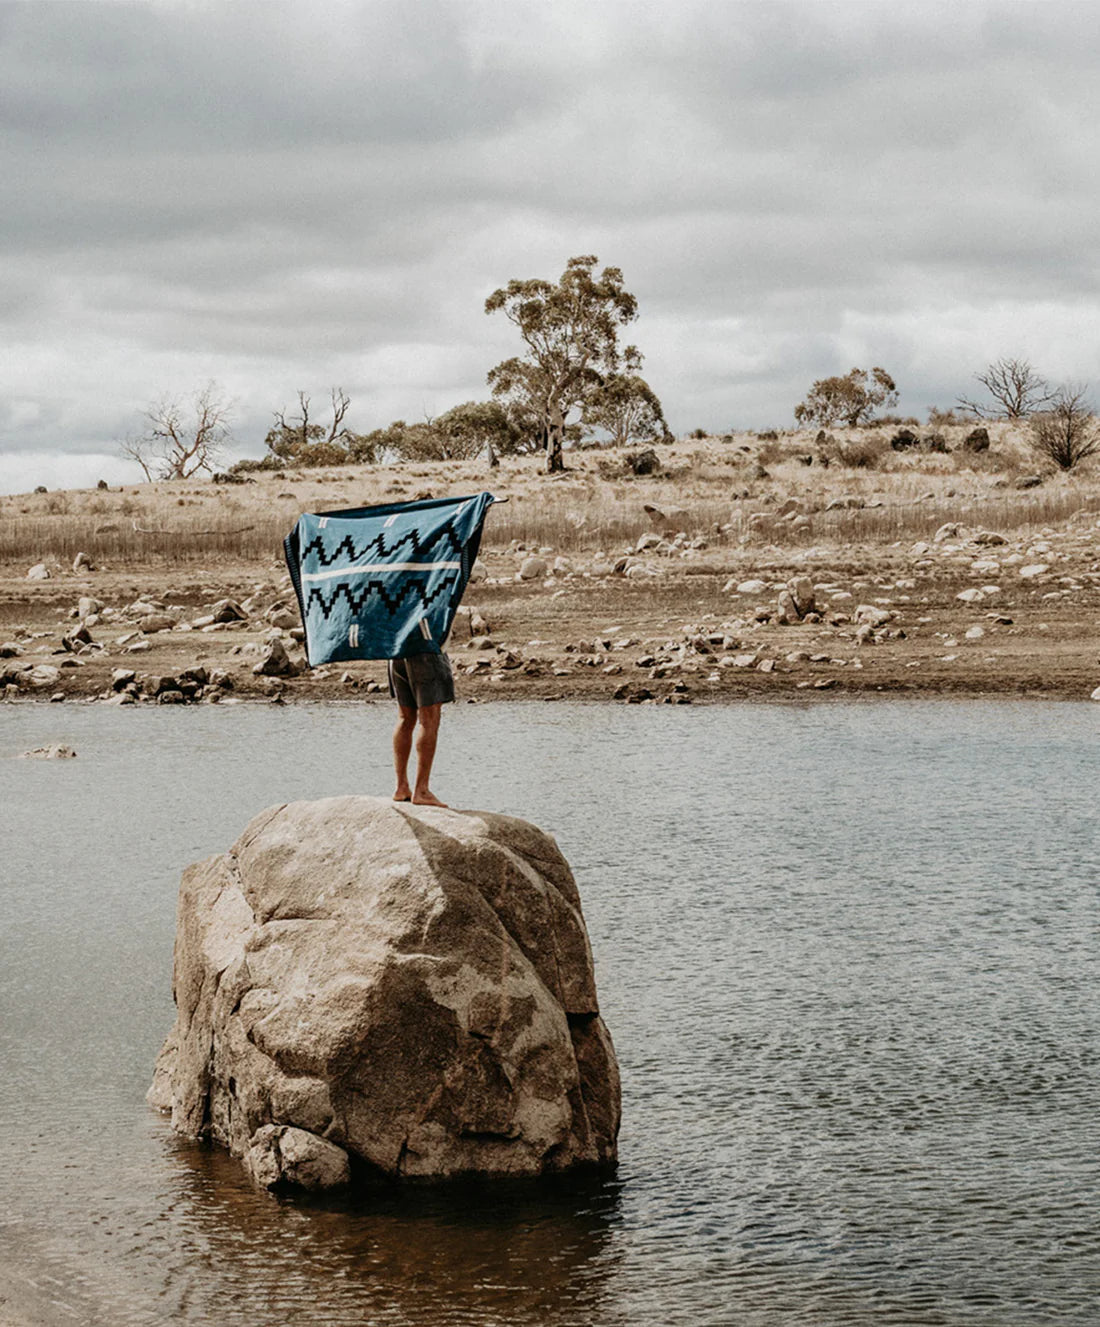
[120,382,234,480]
[327,388,351,443]
[958,358,1055,419]
[1028,384,1100,470]
[120,436,156,482]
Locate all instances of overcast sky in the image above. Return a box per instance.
[2,0,1099,493]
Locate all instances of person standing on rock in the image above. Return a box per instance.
[283,492,498,808]
[388,654,453,807]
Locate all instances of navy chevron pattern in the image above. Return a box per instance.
[304,574,451,620]
[297,522,465,569]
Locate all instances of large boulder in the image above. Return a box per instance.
[148,797,620,1191]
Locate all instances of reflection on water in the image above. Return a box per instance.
[156,1140,621,1326]
[2,700,1100,1325]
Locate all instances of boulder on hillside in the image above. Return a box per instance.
[148,797,620,1191]
[962,426,991,453]
[921,432,950,453]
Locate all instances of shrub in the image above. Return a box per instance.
[823,433,889,469]
[1028,386,1100,470]
[229,455,285,475]
[755,438,787,466]
[927,405,967,428]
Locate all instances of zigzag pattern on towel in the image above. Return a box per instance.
[304,575,452,620]
[299,522,465,569]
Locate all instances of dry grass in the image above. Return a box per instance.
[2,426,1098,569]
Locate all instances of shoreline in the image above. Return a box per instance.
[3,554,1097,708]
[2,681,1098,707]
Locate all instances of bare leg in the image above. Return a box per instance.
[392,706,417,801]
[412,704,446,806]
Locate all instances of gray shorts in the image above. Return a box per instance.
[388,652,455,709]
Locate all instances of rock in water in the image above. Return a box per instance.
[148,797,620,1190]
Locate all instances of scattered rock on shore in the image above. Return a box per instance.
[252,639,296,677]
[519,555,548,580]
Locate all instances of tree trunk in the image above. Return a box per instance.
[546,428,564,472]
[546,399,565,473]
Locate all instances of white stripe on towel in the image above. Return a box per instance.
[301,561,460,583]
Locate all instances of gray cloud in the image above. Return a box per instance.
[2,0,1100,491]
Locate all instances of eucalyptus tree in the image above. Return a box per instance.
[582,349,671,447]
[794,367,898,428]
[485,255,638,472]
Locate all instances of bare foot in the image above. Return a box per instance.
[411,790,448,807]
[393,786,412,802]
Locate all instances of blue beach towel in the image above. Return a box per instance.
[284,492,497,666]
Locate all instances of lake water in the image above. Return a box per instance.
[1,699,1099,1326]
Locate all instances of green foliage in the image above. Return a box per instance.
[264,389,375,467]
[265,420,325,461]
[794,367,898,428]
[228,454,284,475]
[582,350,671,448]
[433,400,538,458]
[486,255,639,472]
